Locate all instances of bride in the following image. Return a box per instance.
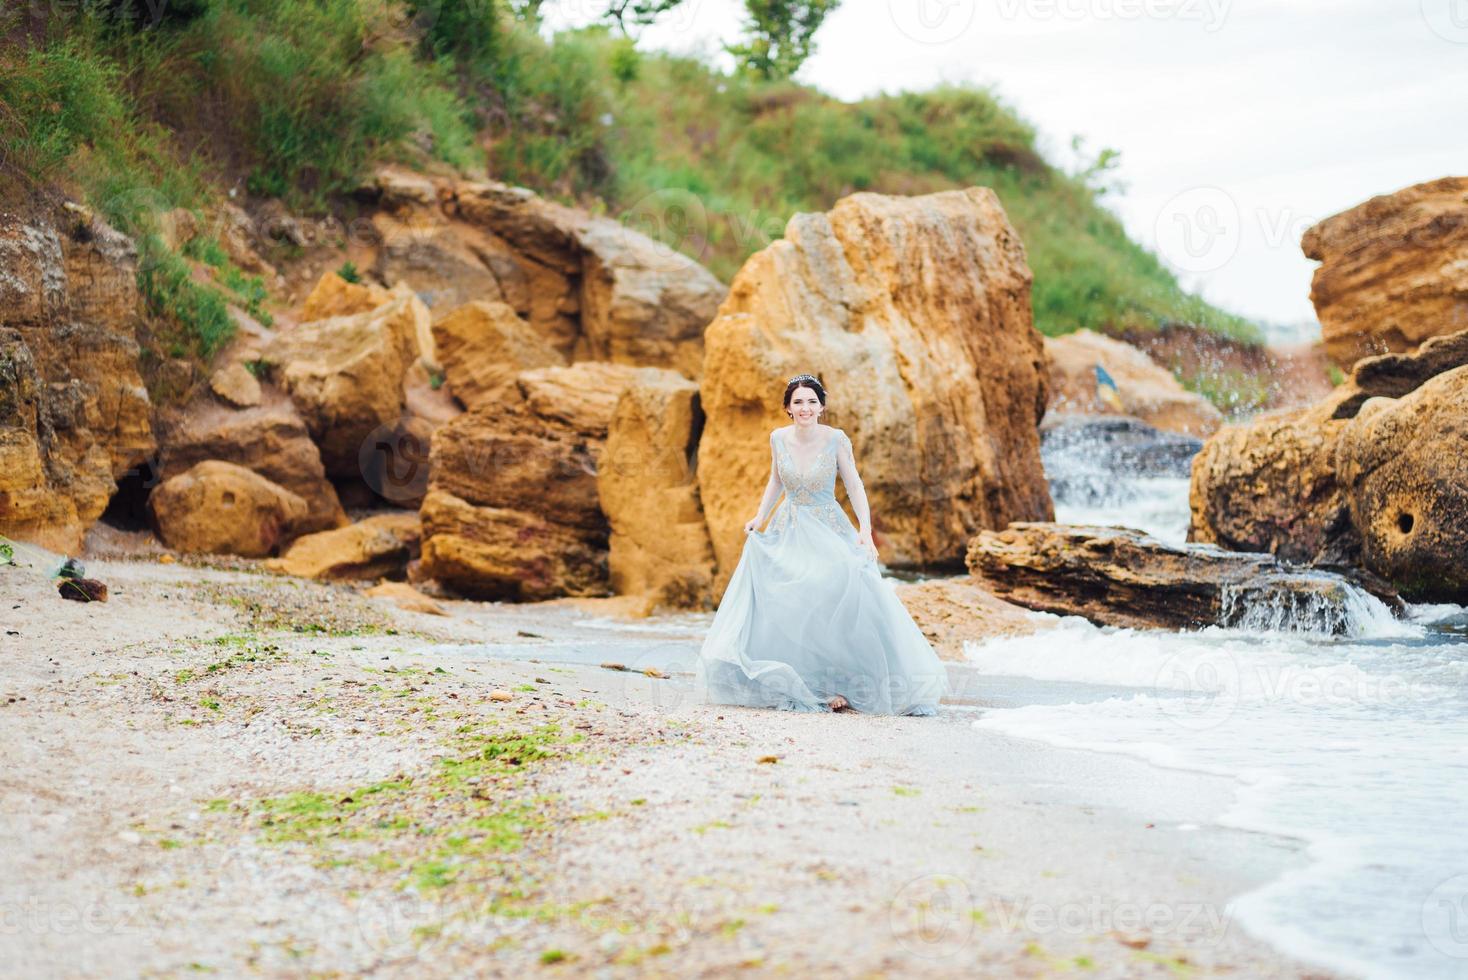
[694,374,947,715]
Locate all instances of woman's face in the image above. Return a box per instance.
[788,386,823,426]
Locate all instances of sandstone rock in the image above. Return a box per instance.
[300,270,391,321]
[1187,388,1358,564]
[157,399,346,534]
[419,489,609,601]
[432,300,566,410]
[262,290,422,475]
[365,580,446,616]
[697,187,1053,589]
[1303,176,1468,367]
[0,207,155,552]
[968,523,1400,632]
[419,408,609,600]
[0,329,113,552]
[149,461,308,557]
[516,361,647,439]
[267,512,421,581]
[209,361,262,408]
[453,179,726,375]
[373,210,511,313]
[59,211,143,335]
[1351,327,1468,400]
[1336,366,1468,602]
[1044,329,1222,437]
[597,370,717,609]
[890,576,1043,661]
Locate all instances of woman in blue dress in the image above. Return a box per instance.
[694,374,947,715]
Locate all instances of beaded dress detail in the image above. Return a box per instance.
[695,427,946,715]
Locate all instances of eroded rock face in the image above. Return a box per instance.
[697,187,1053,588]
[1336,367,1468,602]
[1044,329,1222,437]
[968,523,1399,632]
[1303,176,1468,367]
[419,407,609,600]
[0,206,154,552]
[1189,327,1468,600]
[1187,389,1358,565]
[367,175,726,378]
[597,370,716,609]
[432,300,566,411]
[266,512,421,581]
[149,460,308,557]
[515,361,647,439]
[157,399,346,534]
[262,290,423,476]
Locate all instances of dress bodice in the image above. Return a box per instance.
[775,426,841,505]
[767,427,854,539]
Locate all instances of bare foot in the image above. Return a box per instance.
[828,695,853,713]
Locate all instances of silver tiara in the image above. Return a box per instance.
[786,373,822,389]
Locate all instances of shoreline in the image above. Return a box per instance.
[1,557,1335,977]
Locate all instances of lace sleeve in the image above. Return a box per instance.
[836,430,872,532]
[769,430,782,488]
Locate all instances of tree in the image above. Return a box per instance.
[602,0,686,33]
[726,0,840,81]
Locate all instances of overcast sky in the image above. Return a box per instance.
[542,0,1468,337]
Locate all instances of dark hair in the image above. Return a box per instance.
[783,374,827,411]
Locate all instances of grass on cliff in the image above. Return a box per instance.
[1,1,1260,362]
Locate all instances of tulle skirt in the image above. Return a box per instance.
[695,501,947,715]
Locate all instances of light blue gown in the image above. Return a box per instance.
[695,426,947,715]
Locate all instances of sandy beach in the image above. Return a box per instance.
[0,555,1336,978]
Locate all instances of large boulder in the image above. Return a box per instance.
[1044,329,1222,437]
[1303,176,1468,367]
[266,512,421,581]
[149,460,308,557]
[431,300,566,411]
[968,523,1400,632]
[1336,366,1468,602]
[515,361,647,438]
[261,290,424,475]
[156,399,347,534]
[1187,388,1357,564]
[597,370,717,609]
[418,407,610,600]
[697,187,1053,588]
[0,206,154,552]
[360,171,726,377]
[0,330,114,552]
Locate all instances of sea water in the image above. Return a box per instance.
[966,421,1468,978]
